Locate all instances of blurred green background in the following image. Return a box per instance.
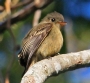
[0,0,90,83]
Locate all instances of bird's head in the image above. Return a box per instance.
[41,11,67,28]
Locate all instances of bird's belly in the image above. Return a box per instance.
[36,28,63,59]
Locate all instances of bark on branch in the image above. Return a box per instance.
[20,49,90,83]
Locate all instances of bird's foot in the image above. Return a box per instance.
[47,56,52,60]
[57,53,60,55]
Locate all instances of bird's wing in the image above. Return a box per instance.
[21,23,52,70]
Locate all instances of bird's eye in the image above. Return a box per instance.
[51,18,55,22]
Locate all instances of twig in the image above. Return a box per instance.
[11,0,33,9]
[5,19,16,83]
[21,50,90,83]
[4,0,17,82]
[0,0,33,11]
[33,9,41,27]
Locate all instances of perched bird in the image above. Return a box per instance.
[18,11,67,74]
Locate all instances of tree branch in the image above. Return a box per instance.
[20,49,90,83]
[0,0,53,33]
[33,9,41,27]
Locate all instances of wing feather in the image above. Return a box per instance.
[18,23,52,70]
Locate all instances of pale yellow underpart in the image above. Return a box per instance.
[30,23,63,66]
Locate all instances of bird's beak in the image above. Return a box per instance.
[58,21,67,26]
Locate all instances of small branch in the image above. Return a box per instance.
[33,9,41,27]
[4,4,17,83]
[5,26,16,83]
[34,0,53,8]
[0,0,33,11]
[5,0,11,14]
[21,49,90,83]
[11,0,33,9]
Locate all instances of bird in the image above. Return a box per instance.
[18,11,67,75]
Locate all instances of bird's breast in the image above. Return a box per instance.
[36,25,63,59]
